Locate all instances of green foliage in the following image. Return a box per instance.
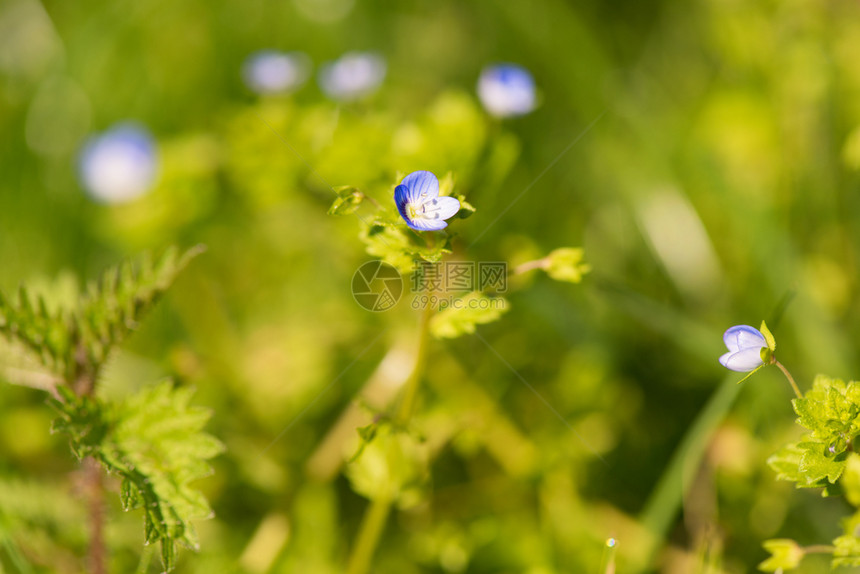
[834,510,860,567]
[765,375,860,570]
[327,186,366,216]
[359,219,453,275]
[767,375,860,491]
[543,247,590,284]
[49,381,224,571]
[0,246,204,385]
[758,539,804,572]
[429,292,508,339]
[346,421,429,508]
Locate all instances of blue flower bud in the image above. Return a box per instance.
[477,64,536,118]
[78,123,157,204]
[719,325,768,372]
[318,52,386,102]
[242,50,311,95]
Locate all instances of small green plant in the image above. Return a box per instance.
[719,323,860,570]
[0,246,222,573]
[329,169,591,574]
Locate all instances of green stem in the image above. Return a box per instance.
[395,305,433,424]
[803,544,836,554]
[774,360,802,399]
[345,305,433,574]
[344,495,393,574]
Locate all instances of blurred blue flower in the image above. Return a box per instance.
[719,325,768,372]
[78,124,157,204]
[242,50,311,95]
[394,171,460,231]
[477,64,536,118]
[318,52,386,101]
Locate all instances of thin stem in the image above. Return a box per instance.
[395,305,433,424]
[84,457,107,574]
[345,305,433,574]
[361,192,381,210]
[511,258,547,276]
[344,495,393,574]
[73,363,107,574]
[774,360,802,399]
[803,544,836,554]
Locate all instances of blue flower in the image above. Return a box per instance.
[78,123,157,204]
[477,64,536,118]
[394,171,460,231]
[243,50,311,95]
[719,325,768,372]
[318,52,386,102]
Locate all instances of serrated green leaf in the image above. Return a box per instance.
[429,292,508,339]
[793,375,860,444]
[161,538,177,572]
[768,443,806,483]
[797,441,847,485]
[121,478,145,511]
[51,380,222,572]
[543,247,591,284]
[758,539,804,571]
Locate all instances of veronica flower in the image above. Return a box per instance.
[242,50,311,95]
[394,171,460,231]
[318,52,386,101]
[719,325,770,372]
[477,64,536,118]
[78,124,157,204]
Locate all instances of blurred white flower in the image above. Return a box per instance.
[242,50,311,95]
[318,52,386,102]
[78,124,157,204]
[477,64,536,118]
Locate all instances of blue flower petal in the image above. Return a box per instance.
[719,348,764,372]
[418,195,460,220]
[405,216,449,231]
[723,325,766,354]
[400,170,439,201]
[394,184,413,224]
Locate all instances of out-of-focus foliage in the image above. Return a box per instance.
[2,0,860,573]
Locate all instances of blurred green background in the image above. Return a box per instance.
[2,0,860,572]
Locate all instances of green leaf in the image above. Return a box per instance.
[50,381,223,572]
[429,292,508,339]
[768,440,847,489]
[327,186,364,216]
[758,539,804,571]
[455,196,476,219]
[0,246,203,386]
[768,443,806,484]
[345,422,429,508]
[544,248,590,284]
[760,320,776,352]
[359,220,453,275]
[797,441,847,485]
[793,375,860,443]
